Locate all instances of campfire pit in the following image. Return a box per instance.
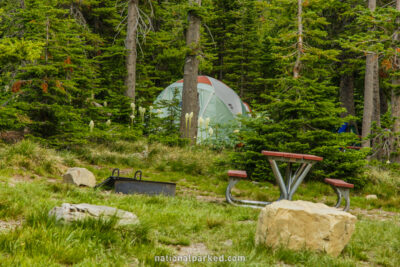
[95,169,176,197]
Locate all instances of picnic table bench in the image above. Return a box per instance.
[324,178,354,212]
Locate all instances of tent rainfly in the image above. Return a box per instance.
[154,76,249,132]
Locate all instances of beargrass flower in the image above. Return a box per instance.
[139,107,146,122]
[199,117,204,127]
[208,127,213,136]
[188,112,194,137]
[185,112,189,133]
[205,117,210,129]
[106,119,111,127]
[89,120,94,132]
[130,114,135,128]
[104,101,107,107]
[233,129,239,133]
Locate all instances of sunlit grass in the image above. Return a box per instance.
[0,181,398,266]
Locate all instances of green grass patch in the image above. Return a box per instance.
[0,140,399,266]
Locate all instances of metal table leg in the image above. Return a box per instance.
[329,185,350,212]
[225,178,272,208]
[342,188,350,212]
[269,160,288,200]
[331,185,342,208]
[287,164,313,200]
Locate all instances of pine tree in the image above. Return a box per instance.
[0,0,103,144]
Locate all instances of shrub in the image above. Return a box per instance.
[230,109,368,188]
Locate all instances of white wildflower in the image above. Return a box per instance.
[233,129,240,133]
[89,120,94,132]
[104,101,107,107]
[106,119,111,127]
[199,117,204,127]
[205,117,210,128]
[139,107,146,122]
[208,127,213,136]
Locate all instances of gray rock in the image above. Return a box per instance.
[63,167,96,187]
[49,203,139,226]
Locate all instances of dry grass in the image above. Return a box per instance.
[0,140,66,177]
[366,167,400,188]
[75,139,229,176]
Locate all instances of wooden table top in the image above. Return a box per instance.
[261,150,323,162]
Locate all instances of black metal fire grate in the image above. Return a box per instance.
[95,169,176,197]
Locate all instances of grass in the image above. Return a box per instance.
[0,139,399,266]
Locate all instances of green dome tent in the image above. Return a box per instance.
[154,76,249,135]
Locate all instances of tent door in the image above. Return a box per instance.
[200,92,214,118]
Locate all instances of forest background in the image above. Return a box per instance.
[1,0,400,187]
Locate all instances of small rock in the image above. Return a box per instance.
[63,167,96,187]
[176,243,209,256]
[0,220,22,232]
[366,194,378,200]
[49,203,139,226]
[222,240,233,247]
[129,258,140,266]
[255,200,357,257]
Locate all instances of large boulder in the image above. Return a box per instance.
[255,200,357,257]
[49,203,139,226]
[63,167,96,187]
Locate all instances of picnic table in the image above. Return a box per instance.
[226,151,323,208]
[262,151,323,201]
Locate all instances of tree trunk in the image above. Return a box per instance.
[219,39,224,80]
[361,0,377,148]
[391,0,400,161]
[339,73,358,134]
[362,54,376,147]
[380,87,388,115]
[125,0,139,100]
[240,41,244,98]
[180,0,201,142]
[373,56,380,127]
[293,0,303,79]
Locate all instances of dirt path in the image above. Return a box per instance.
[2,175,399,224]
[351,207,400,222]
